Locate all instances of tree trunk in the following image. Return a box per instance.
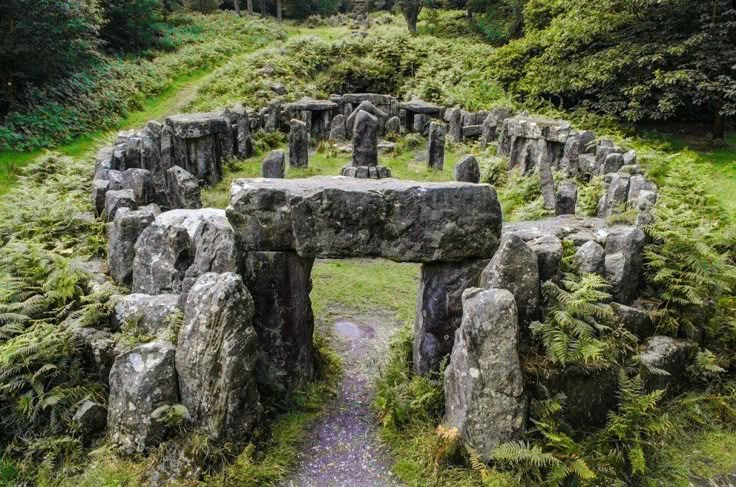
[402,4,422,34]
[510,0,525,39]
[247,0,253,15]
[233,0,241,16]
[276,0,282,22]
[713,108,726,141]
[260,0,266,17]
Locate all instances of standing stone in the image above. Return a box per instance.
[598,173,631,217]
[428,122,446,170]
[289,119,309,168]
[73,400,108,436]
[346,101,388,134]
[111,293,182,337]
[445,108,463,142]
[414,259,488,375]
[108,341,178,455]
[529,235,563,283]
[160,125,174,174]
[385,116,401,135]
[574,240,605,276]
[480,233,540,330]
[166,166,202,210]
[120,168,155,206]
[329,114,347,141]
[601,153,625,175]
[639,336,697,392]
[537,139,557,211]
[108,205,160,286]
[605,226,645,304]
[244,252,315,393]
[93,180,111,217]
[265,100,281,132]
[444,288,526,462]
[351,110,379,167]
[560,130,596,176]
[454,155,480,183]
[232,103,253,159]
[177,273,262,440]
[105,189,137,222]
[132,222,193,295]
[555,179,578,215]
[263,150,286,178]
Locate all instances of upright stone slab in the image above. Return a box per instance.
[529,235,563,283]
[329,114,347,141]
[351,110,378,167]
[385,116,401,135]
[262,150,286,178]
[604,226,645,304]
[574,240,605,276]
[454,155,480,183]
[346,100,388,134]
[289,119,309,168]
[444,288,526,462]
[177,273,261,440]
[230,103,253,158]
[105,189,137,222]
[111,293,182,337]
[166,166,202,210]
[445,108,462,142]
[555,179,577,215]
[413,259,488,375]
[244,252,315,392]
[108,341,178,455]
[227,177,503,263]
[598,173,631,217]
[166,112,231,185]
[132,221,193,295]
[427,122,446,170]
[479,233,540,329]
[108,205,160,286]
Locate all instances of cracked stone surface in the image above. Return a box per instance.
[283,308,402,487]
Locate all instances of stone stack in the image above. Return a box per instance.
[341,110,392,179]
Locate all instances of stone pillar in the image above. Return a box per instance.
[413,259,488,375]
[454,155,480,183]
[428,122,446,170]
[289,119,309,168]
[445,108,462,142]
[444,287,526,462]
[243,251,315,394]
[263,150,286,178]
[341,110,391,179]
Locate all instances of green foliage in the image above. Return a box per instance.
[100,0,168,52]
[490,0,736,135]
[531,273,635,368]
[0,13,283,152]
[644,164,736,339]
[373,326,444,429]
[496,168,549,222]
[575,175,603,217]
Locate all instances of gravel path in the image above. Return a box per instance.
[283,310,403,487]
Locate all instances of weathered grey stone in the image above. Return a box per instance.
[604,226,645,304]
[140,126,163,187]
[578,153,599,176]
[108,341,178,455]
[341,163,391,179]
[94,179,111,217]
[538,140,557,210]
[622,150,637,166]
[504,215,608,246]
[262,150,286,178]
[351,110,379,167]
[462,125,484,138]
[108,205,159,286]
[479,233,540,328]
[555,179,577,216]
[289,119,309,168]
[385,116,401,135]
[95,147,114,177]
[413,113,430,135]
[160,125,174,173]
[132,218,193,295]
[244,252,315,392]
[167,112,230,139]
[227,177,503,263]
[444,288,526,462]
[120,168,155,206]
[73,400,108,435]
[628,175,658,209]
[400,99,443,115]
[181,211,240,299]
[499,116,573,148]
[177,273,261,440]
[611,302,655,339]
[166,166,202,210]
[560,130,596,175]
[111,293,182,337]
[598,173,631,217]
[574,240,605,276]
[445,108,462,142]
[329,114,347,140]
[105,189,137,222]
[529,235,563,283]
[286,97,338,112]
[639,336,698,392]
[481,107,511,145]
[454,155,480,183]
[428,122,446,170]
[601,152,625,175]
[346,100,388,132]
[264,100,282,132]
[413,259,488,375]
